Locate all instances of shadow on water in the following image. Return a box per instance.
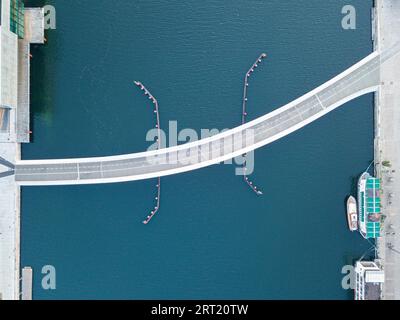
[25,0,57,143]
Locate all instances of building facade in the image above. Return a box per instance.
[0,0,43,144]
[355,261,384,300]
[0,0,19,141]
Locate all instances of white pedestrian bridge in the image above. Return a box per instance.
[13,44,400,186]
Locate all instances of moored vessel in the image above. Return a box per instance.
[357,172,382,239]
[347,196,358,231]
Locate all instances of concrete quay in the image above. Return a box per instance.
[374,0,400,300]
[0,1,44,300]
[0,143,20,300]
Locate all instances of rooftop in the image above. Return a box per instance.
[360,176,382,238]
[24,8,44,44]
[365,282,382,300]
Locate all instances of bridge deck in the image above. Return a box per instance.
[13,44,400,186]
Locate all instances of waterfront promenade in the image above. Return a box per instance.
[0,4,44,300]
[375,0,400,300]
[0,143,20,300]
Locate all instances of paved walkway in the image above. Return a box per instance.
[375,0,400,300]
[0,143,20,300]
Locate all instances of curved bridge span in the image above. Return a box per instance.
[14,45,400,186]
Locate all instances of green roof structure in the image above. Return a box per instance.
[362,176,381,238]
[10,0,24,39]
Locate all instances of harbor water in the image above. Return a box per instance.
[22,0,373,299]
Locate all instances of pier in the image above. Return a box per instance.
[241,53,267,195]
[21,267,33,300]
[0,1,44,300]
[374,0,400,300]
[134,81,162,224]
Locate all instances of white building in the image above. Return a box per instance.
[355,261,385,300]
[0,0,44,143]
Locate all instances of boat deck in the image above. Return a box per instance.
[360,176,382,238]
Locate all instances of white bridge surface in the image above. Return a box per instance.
[13,44,400,186]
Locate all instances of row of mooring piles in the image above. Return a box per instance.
[241,53,267,196]
[134,81,162,224]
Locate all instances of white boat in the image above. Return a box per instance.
[347,196,358,231]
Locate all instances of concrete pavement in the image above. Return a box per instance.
[0,143,20,300]
[375,0,400,301]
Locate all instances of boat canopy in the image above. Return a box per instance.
[361,177,381,238]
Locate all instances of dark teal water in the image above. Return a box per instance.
[22,0,374,299]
